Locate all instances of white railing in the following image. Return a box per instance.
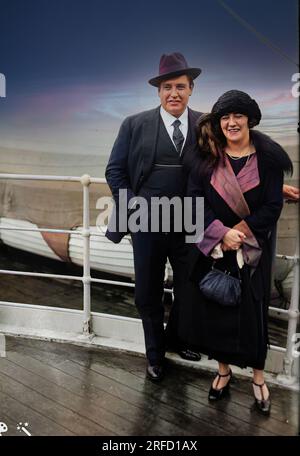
[0,173,299,385]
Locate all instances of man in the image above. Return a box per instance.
[105,52,202,381]
[105,52,299,382]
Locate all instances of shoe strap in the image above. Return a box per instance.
[217,370,231,377]
[252,381,266,400]
[215,370,231,388]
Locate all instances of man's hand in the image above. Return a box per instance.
[222,229,246,251]
[283,184,300,202]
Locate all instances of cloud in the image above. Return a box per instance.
[260,91,295,107]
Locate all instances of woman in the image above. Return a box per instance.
[178,90,293,415]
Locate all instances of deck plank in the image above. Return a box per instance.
[7,342,226,436]
[0,359,130,436]
[0,336,297,436]
[27,338,295,434]
[4,351,200,436]
[67,358,282,436]
[0,410,25,437]
[0,389,75,436]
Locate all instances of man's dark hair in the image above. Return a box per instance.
[187,75,194,88]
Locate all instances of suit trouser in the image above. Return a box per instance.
[131,230,188,365]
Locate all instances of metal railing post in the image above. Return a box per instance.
[80,174,93,338]
[277,234,299,386]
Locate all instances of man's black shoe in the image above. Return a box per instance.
[146,364,164,382]
[178,349,201,362]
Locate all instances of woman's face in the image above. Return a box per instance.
[220,113,249,143]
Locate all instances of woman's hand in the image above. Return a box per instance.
[283,184,300,202]
[222,229,246,251]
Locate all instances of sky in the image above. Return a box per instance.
[0,0,298,163]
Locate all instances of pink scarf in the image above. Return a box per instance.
[210,153,262,268]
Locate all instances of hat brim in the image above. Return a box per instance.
[148,68,201,87]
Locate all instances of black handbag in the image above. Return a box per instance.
[199,262,242,307]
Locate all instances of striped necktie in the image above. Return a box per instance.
[172,119,184,154]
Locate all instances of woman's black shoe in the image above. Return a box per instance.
[252,381,271,416]
[208,369,232,401]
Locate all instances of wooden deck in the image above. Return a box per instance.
[0,336,298,436]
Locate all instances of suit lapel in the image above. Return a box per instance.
[141,106,160,182]
[188,108,201,129]
[181,108,199,155]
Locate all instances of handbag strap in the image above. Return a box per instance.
[211,259,242,280]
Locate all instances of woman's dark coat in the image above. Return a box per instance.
[177,131,290,369]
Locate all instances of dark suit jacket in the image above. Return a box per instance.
[105,106,202,243]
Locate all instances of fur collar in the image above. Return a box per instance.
[250,130,293,175]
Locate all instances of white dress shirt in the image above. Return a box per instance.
[160,106,188,150]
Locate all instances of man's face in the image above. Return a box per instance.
[158,75,193,117]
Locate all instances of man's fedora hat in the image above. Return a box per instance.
[149,52,201,87]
